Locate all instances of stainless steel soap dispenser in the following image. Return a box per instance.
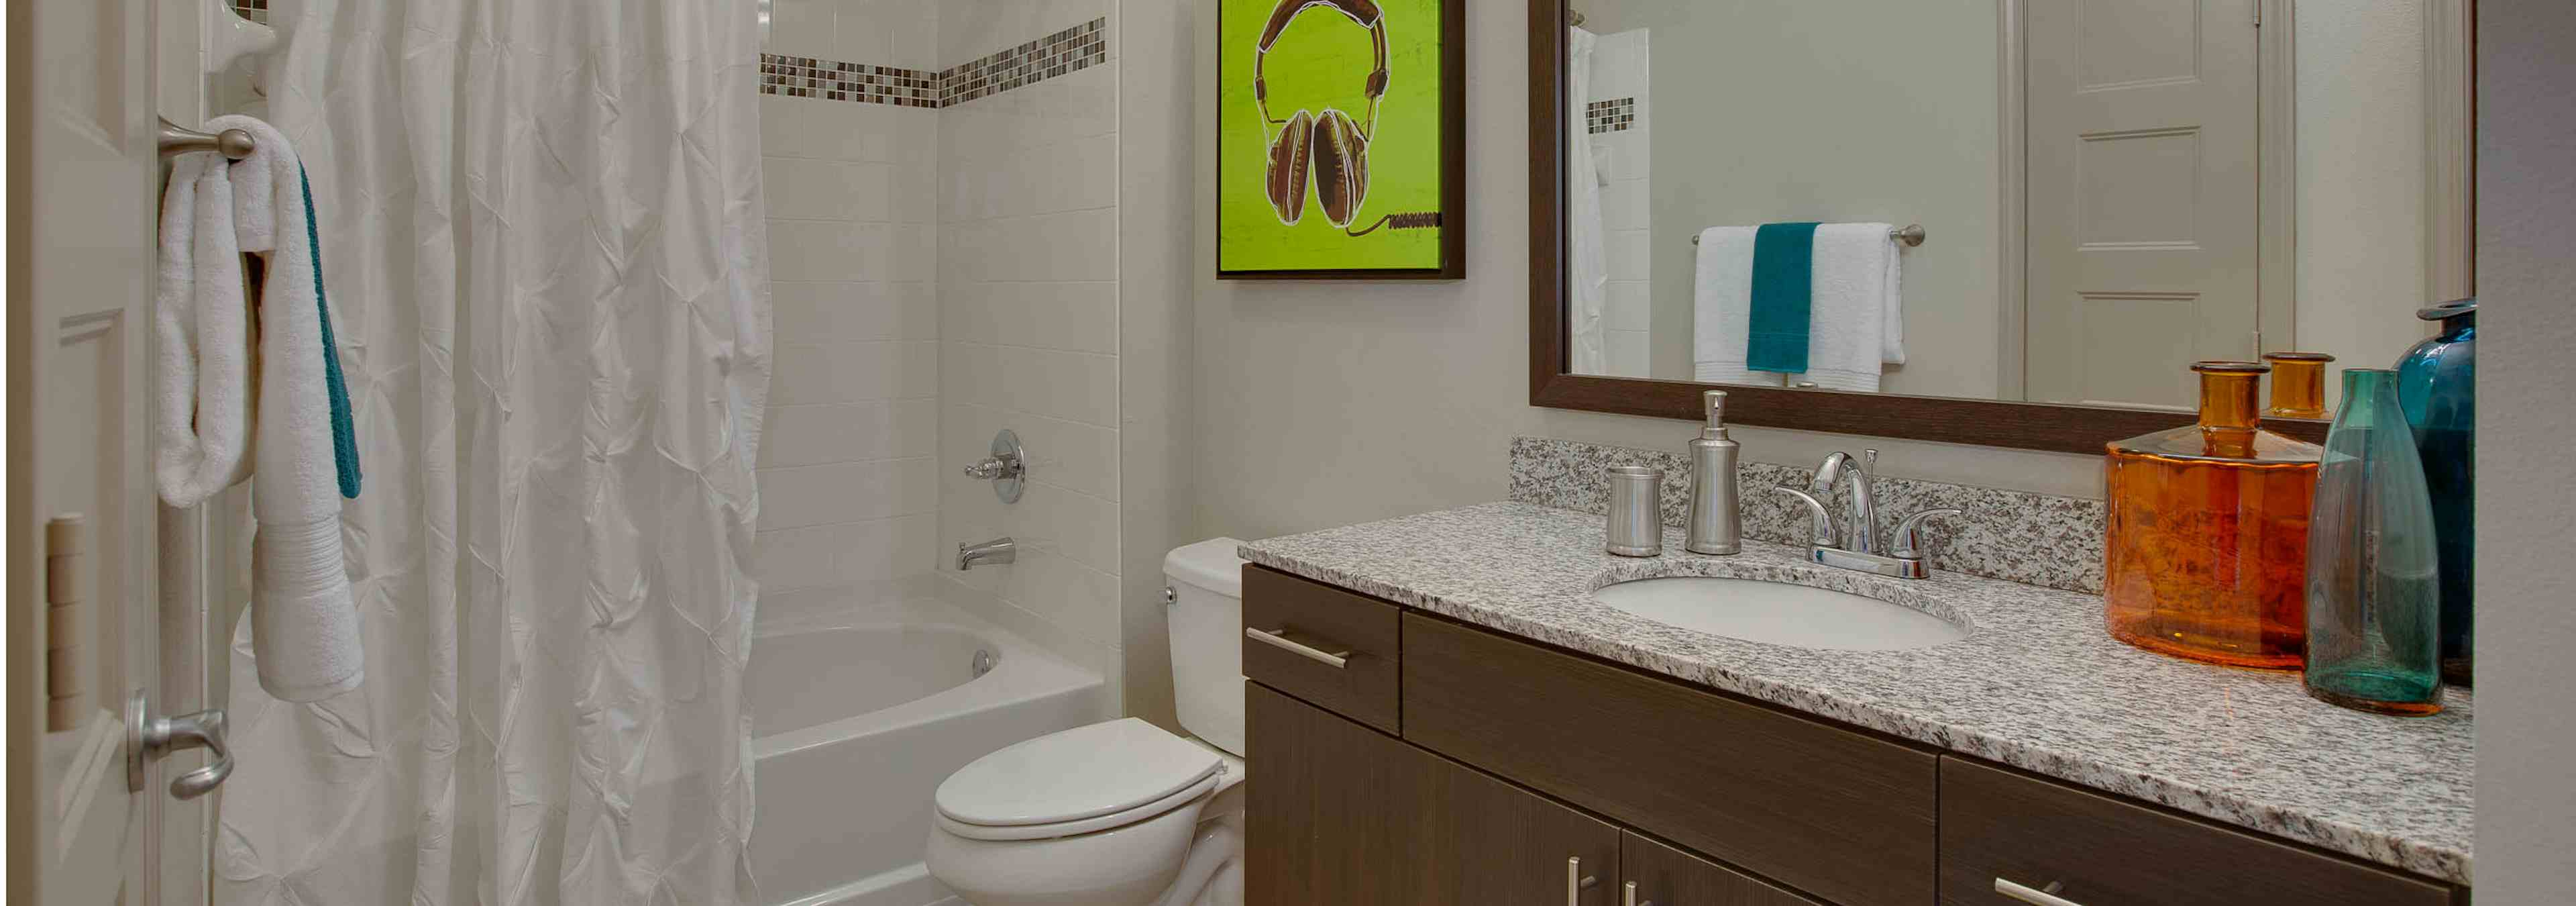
[1686,390,1743,555]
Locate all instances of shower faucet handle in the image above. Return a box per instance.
[963,453,1022,481]
[967,429,1028,504]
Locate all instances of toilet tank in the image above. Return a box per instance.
[1163,538,1248,756]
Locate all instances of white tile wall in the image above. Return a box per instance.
[1593,28,1654,379]
[936,52,1124,688]
[755,0,1130,699]
[755,85,942,608]
[769,0,941,72]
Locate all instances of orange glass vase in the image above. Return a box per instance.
[2104,361,2322,669]
[2262,351,2336,419]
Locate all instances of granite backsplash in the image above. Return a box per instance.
[1507,436,2107,594]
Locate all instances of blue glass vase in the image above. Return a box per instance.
[2304,368,2443,715]
[2394,298,2474,686]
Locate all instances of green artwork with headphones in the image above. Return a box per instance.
[1218,0,1462,278]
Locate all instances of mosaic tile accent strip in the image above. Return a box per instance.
[1507,436,2107,593]
[1586,97,1636,134]
[759,17,1109,108]
[759,54,942,106]
[227,0,268,25]
[939,19,1109,107]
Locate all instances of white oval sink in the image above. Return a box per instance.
[1591,576,1968,651]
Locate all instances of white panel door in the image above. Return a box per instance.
[2025,0,2262,409]
[8,0,191,902]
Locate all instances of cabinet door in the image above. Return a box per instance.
[1621,833,1821,906]
[1403,613,1937,906]
[1249,683,1623,905]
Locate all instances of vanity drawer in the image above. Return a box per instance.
[1939,758,2452,906]
[1402,613,1939,906]
[1242,566,1402,734]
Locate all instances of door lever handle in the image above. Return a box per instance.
[127,692,233,800]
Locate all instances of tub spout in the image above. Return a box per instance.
[957,538,1016,570]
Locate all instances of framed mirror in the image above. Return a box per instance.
[1527,0,2473,454]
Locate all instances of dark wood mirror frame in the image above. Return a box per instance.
[1522,0,2328,455]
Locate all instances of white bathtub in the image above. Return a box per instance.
[750,597,1107,906]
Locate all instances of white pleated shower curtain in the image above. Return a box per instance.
[213,1,771,903]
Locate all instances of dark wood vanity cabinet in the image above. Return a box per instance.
[1623,832,1824,906]
[1405,614,1935,906]
[1939,759,2452,906]
[1248,683,1623,905]
[1240,566,1403,733]
[1242,566,2463,906]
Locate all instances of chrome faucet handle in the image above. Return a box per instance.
[1769,486,1837,549]
[963,452,1022,481]
[1890,509,1963,560]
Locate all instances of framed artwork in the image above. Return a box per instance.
[1218,0,1464,279]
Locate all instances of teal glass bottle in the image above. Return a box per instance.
[2304,368,2443,715]
[2394,298,2475,686]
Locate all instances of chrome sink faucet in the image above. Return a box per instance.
[1769,450,1960,579]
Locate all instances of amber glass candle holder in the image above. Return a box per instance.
[2103,361,2324,669]
[2262,352,2336,419]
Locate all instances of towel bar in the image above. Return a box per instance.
[158,117,256,160]
[1691,224,1925,247]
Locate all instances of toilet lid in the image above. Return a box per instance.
[935,719,1224,828]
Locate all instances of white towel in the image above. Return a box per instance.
[1798,222,1905,392]
[1690,226,1781,386]
[1690,223,1904,391]
[211,114,365,702]
[154,153,256,507]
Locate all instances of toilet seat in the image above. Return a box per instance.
[934,718,1225,842]
[935,770,1222,842]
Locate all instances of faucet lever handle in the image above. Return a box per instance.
[1890,509,1963,560]
[1769,486,1837,548]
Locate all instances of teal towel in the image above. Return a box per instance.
[301,167,362,499]
[1745,221,1820,374]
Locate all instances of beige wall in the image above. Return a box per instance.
[2474,0,2576,899]
[2295,0,2438,405]
[1118,0,1198,732]
[1183,0,2098,554]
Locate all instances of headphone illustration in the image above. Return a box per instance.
[1254,0,1438,236]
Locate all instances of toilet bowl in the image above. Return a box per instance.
[926,540,1250,906]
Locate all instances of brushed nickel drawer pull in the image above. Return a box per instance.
[1995,878,2080,906]
[1246,627,1352,668]
[1621,879,1653,906]
[1566,856,1599,905]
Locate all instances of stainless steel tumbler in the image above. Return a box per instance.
[1605,466,1665,557]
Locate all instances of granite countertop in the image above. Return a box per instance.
[1240,501,2475,885]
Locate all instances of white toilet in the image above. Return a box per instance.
[926,538,1250,906]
